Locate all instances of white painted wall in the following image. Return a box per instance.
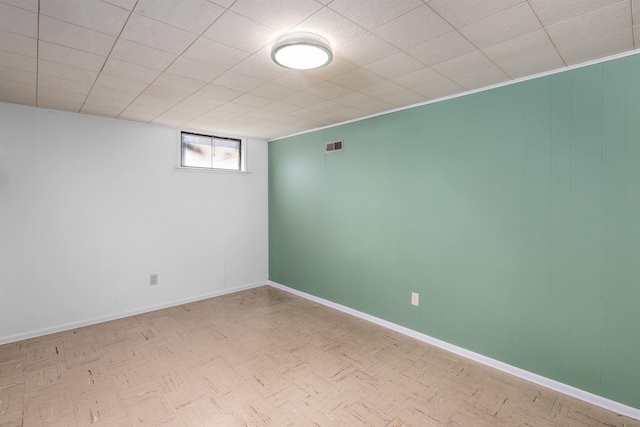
[0,102,269,344]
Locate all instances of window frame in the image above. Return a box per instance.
[178,130,246,173]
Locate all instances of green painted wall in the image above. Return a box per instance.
[268,54,640,409]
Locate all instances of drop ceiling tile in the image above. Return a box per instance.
[83,94,130,109]
[120,13,198,55]
[152,116,188,127]
[38,74,92,94]
[250,82,297,100]
[358,80,427,106]
[38,86,87,103]
[118,110,156,122]
[636,24,640,47]
[263,101,299,114]
[432,51,494,78]
[451,66,510,90]
[110,39,176,71]
[124,102,166,116]
[307,57,358,81]
[182,93,226,109]
[291,6,367,47]
[39,16,116,56]
[0,0,38,12]
[373,5,452,50]
[428,0,524,28]
[216,102,255,115]
[134,0,224,35]
[0,30,36,56]
[232,93,273,108]
[202,109,239,121]
[331,68,386,90]
[142,83,191,102]
[0,3,37,37]
[230,0,322,31]
[133,94,177,109]
[95,74,148,93]
[196,84,243,102]
[328,0,422,30]
[155,73,206,93]
[202,10,277,53]
[38,60,98,84]
[546,2,631,47]
[634,0,640,22]
[0,66,35,84]
[0,80,36,97]
[183,37,249,69]
[271,71,324,91]
[37,96,83,112]
[212,70,263,92]
[101,0,137,11]
[337,32,400,66]
[281,91,325,108]
[460,2,541,48]
[167,57,225,82]
[482,29,557,64]
[246,108,290,123]
[412,78,465,99]
[102,58,162,83]
[529,0,625,26]
[40,0,129,36]
[0,51,36,72]
[156,108,192,121]
[232,55,288,81]
[81,104,122,118]
[497,49,565,78]
[39,41,106,72]
[89,85,138,102]
[170,102,211,115]
[209,0,235,8]
[392,67,445,88]
[332,106,369,120]
[304,100,344,114]
[558,28,633,65]
[364,52,425,79]
[304,81,352,99]
[407,31,477,66]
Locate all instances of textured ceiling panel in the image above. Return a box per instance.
[0,0,638,140]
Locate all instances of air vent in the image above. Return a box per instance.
[326,140,343,153]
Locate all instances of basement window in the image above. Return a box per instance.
[181,131,242,171]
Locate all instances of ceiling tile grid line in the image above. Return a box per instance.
[0,0,638,140]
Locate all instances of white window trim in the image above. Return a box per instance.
[176,129,249,174]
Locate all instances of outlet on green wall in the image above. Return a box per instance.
[269,54,640,410]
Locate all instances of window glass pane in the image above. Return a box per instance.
[212,138,240,170]
[182,134,211,168]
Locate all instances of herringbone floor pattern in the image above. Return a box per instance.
[0,286,638,426]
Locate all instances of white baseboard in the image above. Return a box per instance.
[268,280,640,421]
[0,281,266,345]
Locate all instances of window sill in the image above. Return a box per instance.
[174,166,251,175]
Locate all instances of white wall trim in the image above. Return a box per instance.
[0,281,266,345]
[268,280,640,421]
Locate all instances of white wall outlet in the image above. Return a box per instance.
[411,292,419,306]
[150,274,158,286]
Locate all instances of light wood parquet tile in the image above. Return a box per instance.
[1,285,640,426]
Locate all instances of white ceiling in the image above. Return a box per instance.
[0,0,638,140]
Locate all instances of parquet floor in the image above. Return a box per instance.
[0,286,638,426]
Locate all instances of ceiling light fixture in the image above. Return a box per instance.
[271,32,333,70]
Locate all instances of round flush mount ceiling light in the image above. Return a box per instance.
[271,32,333,70]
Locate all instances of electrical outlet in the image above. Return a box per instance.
[411,292,419,306]
[150,274,158,286]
